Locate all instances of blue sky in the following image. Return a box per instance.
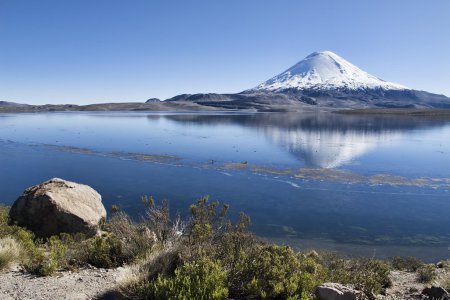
[1,0,449,104]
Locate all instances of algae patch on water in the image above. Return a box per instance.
[44,144,180,164]
[36,142,450,190]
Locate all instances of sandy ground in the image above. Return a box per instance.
[378,268,449,300]
[0,267,124,300]
[379,270,424,299]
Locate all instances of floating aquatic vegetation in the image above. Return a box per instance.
[11,141,450,190]
[44,144,180,164]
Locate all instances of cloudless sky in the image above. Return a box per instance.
[1,0,449,104]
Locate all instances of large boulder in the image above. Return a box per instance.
[422,286,449,300]
[315,283,367,300]
[9,178,106,238]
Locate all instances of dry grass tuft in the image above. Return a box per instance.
[0,237,21,271]
[118,245,182,296]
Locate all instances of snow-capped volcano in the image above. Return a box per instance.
[164,51,449,109]
[252,51,408,92]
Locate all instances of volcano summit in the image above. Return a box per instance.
[250,51,407,92]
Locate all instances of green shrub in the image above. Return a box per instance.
[9,227,47,275]
[322,254,391,299]
[38,236,68,276]
[0,205,43,269]
[417,265,437,283]
[352,259,391,298]
[82,235,127,268]
[213,213,257,294]
[391,256,424,271]
[0,205,12,238]
[142,255,228,300]
[120,198,326,300]
[14,233,69,276]
[0,205,8,224]
[240,244,322,300]
[188,196,229,245]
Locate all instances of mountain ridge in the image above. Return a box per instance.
[2,51,449,112]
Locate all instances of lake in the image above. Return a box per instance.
[1,111,449,261]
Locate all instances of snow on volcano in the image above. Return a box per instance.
[251,51,408,92]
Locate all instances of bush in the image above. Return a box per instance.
[0,237,21,271]
[39,236,67,276]
[15,233,69,276]
[0,205,12,238]
[213,213,257,294]
[1,202,153,274]
[391,256,424,271]
[82,235,127,268]
[188,196,229,245]
[0,204,8,224]
[0,204,48,274]
[120,198,326,300]
[142,196,184,246]
[10,227,47,275]
[141,255,228,300]
[322,254,391,299]
[240,244,323,300]
[107,211,155,260]
[119,246,185,300]
[417,265,437,283]
[352,259,391,298]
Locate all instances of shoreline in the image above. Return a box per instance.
[337,108,450,117]
[2,102,450,118]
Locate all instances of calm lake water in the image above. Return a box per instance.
[1,111,449,261]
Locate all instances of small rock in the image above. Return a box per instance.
[436,261,445,268]
[315,282,367,300]
[422,286,449,300]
